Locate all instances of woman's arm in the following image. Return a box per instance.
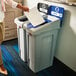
[5,0,29,12]
[17,3,29,12]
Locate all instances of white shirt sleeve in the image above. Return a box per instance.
[11,1,18,8]
[5,0,18,8]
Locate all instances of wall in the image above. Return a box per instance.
[55,4,76,72]
[46,2,76,72]
[24,0,76,72]
[24,0,44,9]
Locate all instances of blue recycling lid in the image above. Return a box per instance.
[48,5,64,21]
[27,18,51,29]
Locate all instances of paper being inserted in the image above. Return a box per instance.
[24,7,45,27]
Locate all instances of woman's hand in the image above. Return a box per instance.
[22,6,29,12]
[17,3,29,12]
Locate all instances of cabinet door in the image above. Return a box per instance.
[4,11,16,29]
[4,0,23,41]
[4,29,17,41]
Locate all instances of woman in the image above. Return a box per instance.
[0,0,29,75]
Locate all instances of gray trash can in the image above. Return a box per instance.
[14,2,64,73]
